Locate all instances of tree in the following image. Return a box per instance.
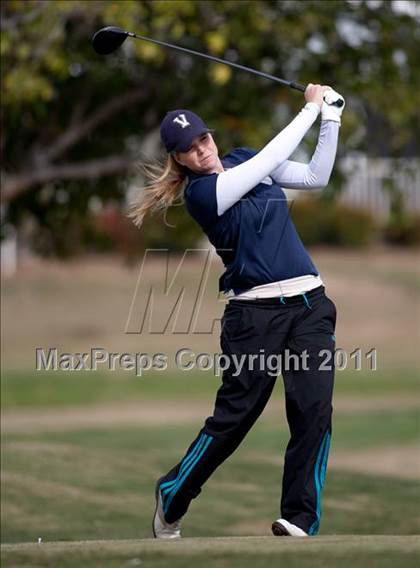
[1,0,419,255]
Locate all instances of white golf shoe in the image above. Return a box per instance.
[272,518,308,537]
[152,480,182,539]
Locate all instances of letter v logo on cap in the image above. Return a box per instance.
[173,113,191,129]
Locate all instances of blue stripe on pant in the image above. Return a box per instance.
[160,434,207,494]
[308,430,331,536]
[160,433,214,515]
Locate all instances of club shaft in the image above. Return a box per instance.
[128,32,306,92]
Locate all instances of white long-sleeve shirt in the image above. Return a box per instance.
[216,102,339,216]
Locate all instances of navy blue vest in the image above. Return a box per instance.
[184,147,319,294]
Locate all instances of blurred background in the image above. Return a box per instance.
[1,0,419,562]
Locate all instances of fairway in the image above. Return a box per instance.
[2,536,420,568]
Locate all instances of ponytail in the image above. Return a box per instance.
[128,154,188,228]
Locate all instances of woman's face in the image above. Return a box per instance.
[173,133,221,174]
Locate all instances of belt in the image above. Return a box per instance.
[228,285,326,308]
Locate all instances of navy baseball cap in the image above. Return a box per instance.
[160,109,214,153]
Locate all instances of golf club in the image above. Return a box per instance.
[92,26,344,107]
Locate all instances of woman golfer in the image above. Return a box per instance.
[130,84,344,538]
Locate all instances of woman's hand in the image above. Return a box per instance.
[321,88,346,124]
[304,84,331,110]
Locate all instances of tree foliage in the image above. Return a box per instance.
[1,0,419,255]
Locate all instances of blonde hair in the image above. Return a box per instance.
[128,154,188,228]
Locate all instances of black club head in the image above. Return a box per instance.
[92,26,129,55]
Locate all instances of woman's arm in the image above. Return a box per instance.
[216,102,320,216]
[269,120,339,189]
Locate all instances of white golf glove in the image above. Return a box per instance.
[321,88,345,124]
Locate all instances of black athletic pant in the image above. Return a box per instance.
[158,285,336,535]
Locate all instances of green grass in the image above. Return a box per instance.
[2,414,420,545]
[2,537,420,568]
[240,408,420,450]
[2,367,419,409]
[1,370,218,408]
[2,364,419,566]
